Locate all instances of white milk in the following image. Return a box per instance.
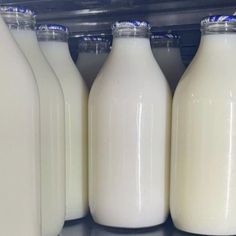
[152,47,185,92]
[77,52,109,88]
[2,11,66,235]
[11,29,66,236]
[10,28,66,236]
[38,30,88,220]
[0,15,40,236]
[89,22,171,228]
[171,19,236,234]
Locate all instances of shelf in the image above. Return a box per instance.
[61,216,176,236]
[3,0,236,34]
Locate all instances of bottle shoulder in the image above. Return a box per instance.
[90,73,171,106]
[47,58,87,90]
[175,71,236,104]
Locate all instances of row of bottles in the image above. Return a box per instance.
[76,33,185,92]
[0,6,88,236]
[89,16,236,235]
[1,3,236,236]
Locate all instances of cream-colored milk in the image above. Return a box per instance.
[171,34,236,235]
[89,37,171,228]
[0,17,40,235]
[10,29,65,236]
[152,47,185,92]
[39,41,88,220]
[76,52,109,88]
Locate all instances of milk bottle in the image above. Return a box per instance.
[37,24,88,220]
[0,8,40,236]
[171,15,236,235]
[0,6,65,236]
[151,33,185,92]
[76,36,110,88]
[89,21,171,228]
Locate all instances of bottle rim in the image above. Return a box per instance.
[0,6,35,17]
[112,20,151,31]
[112,20,151,38]
[36,24,69,35]
[201,15,236,27]
[201,15,236,34]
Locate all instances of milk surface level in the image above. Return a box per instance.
[151,33,185,92]
[37,24,88,221]
[171,15,236,235]
[89,21,171,228]
[0,10,40,236]
[76,36,110,88]
[1,7,66,236]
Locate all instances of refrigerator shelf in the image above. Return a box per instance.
[61,216,175,236]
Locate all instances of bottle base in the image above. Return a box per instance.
[173,222,236,235]
[91,214,167,229]
[65,209,88,222]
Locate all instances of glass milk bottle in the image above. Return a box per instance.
[89,21,171,228]
[0,11,40,236]
[171,15,236,235]
[0,6,66,236]
[76,36,111,88]
[151,33,185,92]
[37,24,89,220]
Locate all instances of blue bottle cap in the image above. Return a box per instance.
[201,15,236,26]
[36,24,69,34]
[112,20,151,31]
[0,6,35,16]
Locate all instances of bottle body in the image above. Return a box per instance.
[171,33,236,235]
[89,37,171,228]
[0,16,40,236]
[10,29,65,236]
[39,40,88,220]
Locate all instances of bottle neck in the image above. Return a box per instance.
[40,41,71,62]
[1,13,35,31]
[113,26,149,38]
[37,31,68,43]
[198,33,236,56]
[10,28,43,61]
[111,26,151,55]
[110,37,153,59]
